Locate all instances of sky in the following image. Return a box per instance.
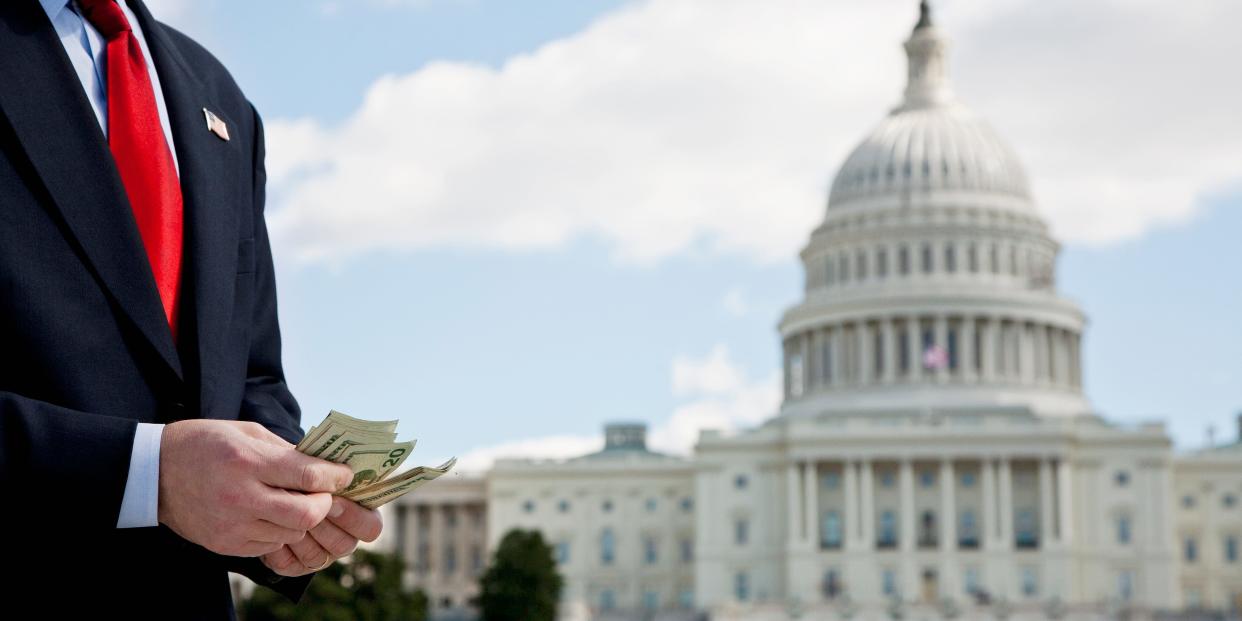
[145,0,1242,469]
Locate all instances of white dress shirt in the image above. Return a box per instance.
[39,0,180,529]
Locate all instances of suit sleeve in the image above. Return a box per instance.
[216,102,317,602]
[0,393,138,530]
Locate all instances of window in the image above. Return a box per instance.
[857,249,868,280]
[1224,494,1237,509]
[601,528,615,565]
[823,569,843,599]
[735,518,750,545]
[1015,509,1038,548]
[558,499,570,513]
[1021,566,1038,597]
[678,590,694,610]
[877,248,889,278]
[556,540,570,564]
[681,497,694,513]
[919,470,936,488]
[881,471,896,488]
[968,244,979,272]
[1225,535,1238,563]
[879,510,898,548]
[734,571,750,602]
[1117,513,1132,545]
[822,472,840,489]
[444,544,457,573]
[646,498,658,512]
[643,591,659,611]
[734,474,749,490]
[1182,495,1195,509]
[522,500,535,514]
[882,568,897,596]
[919,510,937,548]
[945,244,957,273]
[899,246,911,275]
[840,254,851,283]
[964,566,980,595]
[959,510,979,548]
[1115,471,1130,487]
[874,330,884,376]
[602,499,614,513]
[1185,536,1198,563]
[822,511,842,549]
[825,256,835,285]
[898,327,910,372]
[680,538,693,563]
[600,589,615,611]
[1117,570,1134,601]
[1009,245,1019,276]
[961,472,976,487]
[471,545,484,572]
[989,244,999,273]
[922,243,933,273]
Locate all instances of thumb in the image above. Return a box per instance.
[260,448,354,493]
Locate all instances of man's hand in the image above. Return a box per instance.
[158,420,354,557]
[259,496,384,577]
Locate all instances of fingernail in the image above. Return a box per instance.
[329,499,345,518]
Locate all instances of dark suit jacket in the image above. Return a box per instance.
[0,1,316,616]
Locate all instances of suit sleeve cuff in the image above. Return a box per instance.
[117,422,165,528]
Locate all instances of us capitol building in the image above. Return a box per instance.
[377,4,1242,619]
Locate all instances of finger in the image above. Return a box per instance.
[262,545,302,574]
[245,519,308,545]
[259,448,353,493]
[253,487,334,531]
[234,540,284,558]
[326,496,383,543]
[288,530,331,569]
[309,517,359,559]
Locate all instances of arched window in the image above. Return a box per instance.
[959,510,978,548]
[857,249,868,280]
[1116,513,1132,545]
[922,243,934,274]
[877,248,889,278]
[899,245,911,275]
[968,243,979,272]
[945,243,957,273]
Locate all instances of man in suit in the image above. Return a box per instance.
[0,0,384,616]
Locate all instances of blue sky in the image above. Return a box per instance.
[152,0,1242,464]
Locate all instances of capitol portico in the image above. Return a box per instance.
[381,3,1242,619]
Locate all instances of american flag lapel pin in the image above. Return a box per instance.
[203,108,230,141]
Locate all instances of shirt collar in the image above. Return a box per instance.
[39,0,74,22]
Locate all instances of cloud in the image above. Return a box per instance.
[266,0,1242,267]
[722,287,748,317]
[454,345,780,469]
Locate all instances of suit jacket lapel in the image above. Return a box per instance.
[0,2,182,380]
[128,0,239,414]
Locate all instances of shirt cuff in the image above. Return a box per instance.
[117,422,165,528]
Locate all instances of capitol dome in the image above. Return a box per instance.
[777,1,1092,419]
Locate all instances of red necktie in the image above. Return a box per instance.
[78,0,183,340]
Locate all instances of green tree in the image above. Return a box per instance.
[239,548,428,621]
[476,529,563,621]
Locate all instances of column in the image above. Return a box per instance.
[1033,324,1046,384]
[858,321,872,386]
[961,317,977,383]
[860,459,875,548]
[1055,459,1072,544]
[1020,323,1035,385]
[843,460,859,548]
[899,459,917,598]
[939,459,955,551]
[803,461,818,547]
[786,463,801,547]
[810,329,824,393]
[882,319,898,384]
[1039,458,1054,548]
[1070,333,1082,388]
[982,317,997,382]
[832,325,845,389]
[935,315,949,383]
[981,459,997,549]
[906,316,922,382]
[998,458,1014,548]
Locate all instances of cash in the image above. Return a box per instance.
[296,410,456,509]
